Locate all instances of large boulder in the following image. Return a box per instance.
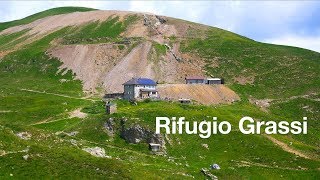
[121,124,165,146]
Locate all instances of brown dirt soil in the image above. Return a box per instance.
[50,40,206,94]
[0,51,12,59]
[69,108,87,119]
[152,42,205,84]
[102,41,154,93]
[123,21,149,38]
[157,24,177,37]
[157,84,240,105]
[234,75,255,85]
[49,43,126,92]
[249,98,273,112]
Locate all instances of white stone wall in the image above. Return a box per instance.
[134,85,156,98]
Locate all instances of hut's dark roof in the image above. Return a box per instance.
[123,78,156,85]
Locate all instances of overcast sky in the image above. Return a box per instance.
[1,1,320,52]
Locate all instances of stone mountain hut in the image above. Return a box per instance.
[123,78,158,100]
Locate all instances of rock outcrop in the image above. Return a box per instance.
[121,124,165,146]
[104,117,166,150]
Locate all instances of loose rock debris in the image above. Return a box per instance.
[69,108,87,119]
[201,168,218,180]
[16,132,32,140]
[82,147,111,158]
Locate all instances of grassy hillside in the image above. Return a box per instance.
[181,28,320,99]
[180,27,320,150]
[0,7,96,32]
[0,7,319,179]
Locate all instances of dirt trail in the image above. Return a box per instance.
[250,92,319,111]
[0,110,14,113]
[263,135,312,160]
[0,148,29,157]
[0,51,12,59]
[235,160,309,170]
[157,84,239,105]
[20,88,97,101]
[31,118,70,126]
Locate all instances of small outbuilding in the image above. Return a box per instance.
[185,76,206,84]
[207,78,223,85]
[105,102,117,115]
[149,143,161,152]
[178,98,192,104]
[185,76,223,85]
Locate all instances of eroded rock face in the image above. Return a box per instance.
[120,124,165,146]
[104,118,115,136]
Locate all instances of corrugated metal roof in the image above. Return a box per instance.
[123,78,157,85]
[207,78,221,81]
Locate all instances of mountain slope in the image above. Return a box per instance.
[0,6,96,32]
[0,7,319,179]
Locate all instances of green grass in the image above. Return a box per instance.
[0,29,29,51]
[0,7,96,32]
[181,28,320,99]
[102,100,320,179]
[0,26,192,179]
[153,42,167,57]
[33,118,82,131]
[270,98,320,148]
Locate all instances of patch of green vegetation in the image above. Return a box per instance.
[33,118,82,131]
[181,28,320,100]
[123,14,140,27]
[0,27,83,95]
[153,42,167,57]
[0,29,29,51]
[102,100,320,179]
[0,27,87,127]
[0,7,96,32]
[118,44,125,50]
[63,15,139,44]
[270,98,320,148]
[82,101,105,114]
[168,35,177,41]
[180,26,320,154]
